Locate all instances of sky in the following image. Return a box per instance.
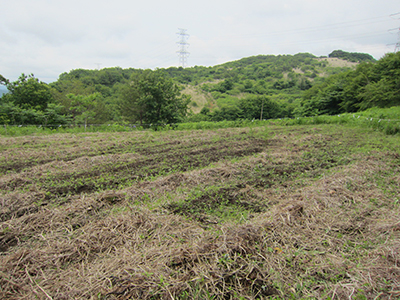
[1,0,399,83]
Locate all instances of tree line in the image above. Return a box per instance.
[0,70,189,126]
[0,50,398,126]
[296,52,400,116]
[328,50,376,63]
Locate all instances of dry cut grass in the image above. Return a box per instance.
[0,125,399,299]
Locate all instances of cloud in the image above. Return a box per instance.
[0,0,399,82]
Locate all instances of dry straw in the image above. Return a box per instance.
[1,126,399,299]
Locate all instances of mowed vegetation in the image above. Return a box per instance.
[1,123,399,299]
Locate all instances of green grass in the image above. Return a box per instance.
[2,107,399,137]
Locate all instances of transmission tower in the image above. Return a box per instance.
[394,28,400,52]
[390,13,400,52]
[177,28,189,68]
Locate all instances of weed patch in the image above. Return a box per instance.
[165,185,268,224]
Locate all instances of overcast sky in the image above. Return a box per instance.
[1,0,399,83]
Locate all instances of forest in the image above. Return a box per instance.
[0,50,398,126]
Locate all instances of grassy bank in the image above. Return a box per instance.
[1,107,399,137]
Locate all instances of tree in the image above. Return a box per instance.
[298,78,312,90]
[340,64,372,112]
[238,95,282,120]
[119,70,190,125]
[0,101,70,126]
[0,74,8,85]
[0,73,70,125]
[358,52,400,109]
[67,93,100,128]
[329,50,375,62]
[42,104,71,127]
[4,73,54,111]
[211,105,242,121]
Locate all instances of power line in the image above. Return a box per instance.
[389,13,400,52]
[395,32,400,52]
[137,13,399,69]
[220,14,395,41]
[177,28,190,68]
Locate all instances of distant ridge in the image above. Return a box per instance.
[328,50,376,63]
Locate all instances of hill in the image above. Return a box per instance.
[5,49,395,127]
[328,49,376,62]
[174,53,359,116]
[47,52,360,123]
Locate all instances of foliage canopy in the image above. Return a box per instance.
[3,74,54,111]
[329,50,376,63]
[119,70,190,125]
[297,52,400,116]
[1,50,398,126]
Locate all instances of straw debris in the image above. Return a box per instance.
[1,125,399,299]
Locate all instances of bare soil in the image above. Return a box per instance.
[182,86,211,114]
[316,57,358,68]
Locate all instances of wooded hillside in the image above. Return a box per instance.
[1,50,399,126]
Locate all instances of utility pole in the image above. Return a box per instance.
[177,28,189,68]
[260,98,264,121]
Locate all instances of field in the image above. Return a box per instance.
[0,124,399,299]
